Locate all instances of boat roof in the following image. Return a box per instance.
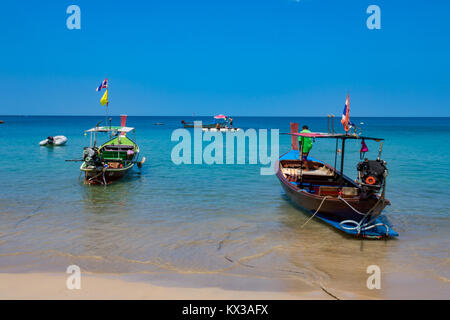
[85,126,135,133]
[284,132,384,141]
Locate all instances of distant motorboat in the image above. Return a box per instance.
[182,114,235,129]
[181,120,218,129]
[39,135,68,146]
[0,120,4,124]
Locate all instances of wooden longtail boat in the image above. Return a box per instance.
[74,115,145,185]
[276,123,398,239]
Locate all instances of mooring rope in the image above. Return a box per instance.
[300,181,390,237]
[337,182,389,236]
[338,218,389,236]
[300,196,330,228]
[87,165,108,185]
[338,180,390,237]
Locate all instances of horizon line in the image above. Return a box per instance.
[1,115,450,118]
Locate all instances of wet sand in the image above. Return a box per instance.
[0,272,341,300]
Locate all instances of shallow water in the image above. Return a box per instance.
[0,116,449,298]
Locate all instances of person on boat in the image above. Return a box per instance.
[298,125,313,170]
[229,117,233,127]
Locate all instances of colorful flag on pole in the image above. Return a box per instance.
[100,90,108,106]
[341,93,350,132]
[96,78,108,92]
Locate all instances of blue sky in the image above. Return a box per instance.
[0,0,449,116]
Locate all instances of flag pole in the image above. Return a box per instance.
[345,91,349,135]
[105,79,109,133]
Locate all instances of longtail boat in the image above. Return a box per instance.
[67,79,146,185]
[276,122,398,239]
[68,115,145,185]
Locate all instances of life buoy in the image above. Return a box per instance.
[365,176,376,185]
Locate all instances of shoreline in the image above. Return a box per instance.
[0,272,356,300]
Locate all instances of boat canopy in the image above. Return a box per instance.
[214,114,227,119]
[284,132,383,141]
[85,126,135,133]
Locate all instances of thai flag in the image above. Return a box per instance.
[96,78,108,92]
[341,93,350,132]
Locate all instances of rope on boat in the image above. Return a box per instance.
[336,180,389,237]
[337,196,373,216]
[87,165,108,185]
[300,196,330,228]
[102,167,107,185]
[302,180,390,237]
[338,218,389,236]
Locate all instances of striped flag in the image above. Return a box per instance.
[96,78,108,92]
[341,93,350,132]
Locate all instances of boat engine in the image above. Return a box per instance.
[357,158,388,195]
[83,147,102,167]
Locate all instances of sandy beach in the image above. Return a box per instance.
[0,272,346,300]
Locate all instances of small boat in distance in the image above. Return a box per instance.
[181,114,235,129]
[0,120,4,124]
[181,120,220,128]
[276,122,398,239]
[39,135,68,146]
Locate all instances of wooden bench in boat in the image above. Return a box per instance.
[103,145,135,151]
[101,145,135,161]
[318,186,359,197]
[281,167,334,177]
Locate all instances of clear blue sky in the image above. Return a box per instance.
[0,0,449,116]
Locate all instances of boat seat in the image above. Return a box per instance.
[103,145,134,151]
[282,167,333,177]
[319,186,340,197]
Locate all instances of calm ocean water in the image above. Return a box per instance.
[0,116,449,298]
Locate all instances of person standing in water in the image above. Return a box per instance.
[298,125,313,170]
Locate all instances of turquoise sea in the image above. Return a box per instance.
[0,116,449,298]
